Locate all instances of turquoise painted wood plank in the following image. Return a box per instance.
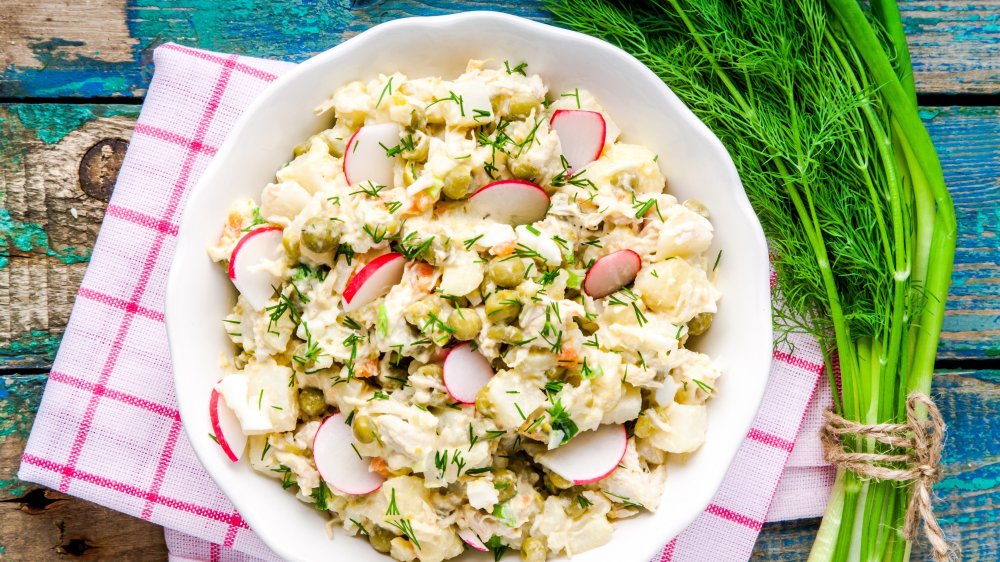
[1,0,996,98]
[926,106,1000,359]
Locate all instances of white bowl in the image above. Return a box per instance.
[166,11,772,562]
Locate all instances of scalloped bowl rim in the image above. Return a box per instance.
[165,11,772,562]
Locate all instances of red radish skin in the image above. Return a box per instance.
[442,342,495,404]
[583,250,642,299]
[228,226,282,279]
[343,123,400,187]
[468,179,549,226]
[459,529,488,552]
[228,226,284,311]
[550,109,606,172]
[539,424,628,485]
[312,413,385,495]
[342,253,406,312]
[209,389,247,463]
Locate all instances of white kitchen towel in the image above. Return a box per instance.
[19,43,832,562]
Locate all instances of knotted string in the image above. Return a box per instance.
[820,392,949,561]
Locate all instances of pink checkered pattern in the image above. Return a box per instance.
[19,43,833,562]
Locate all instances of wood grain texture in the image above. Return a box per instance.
[1,369,995,559]
[0,0,996,98]
[1,374,167,561]
[927,106,1000,360]
[0,104,139,370]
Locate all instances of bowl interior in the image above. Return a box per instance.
[166,11,771,562]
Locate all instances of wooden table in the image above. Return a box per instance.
[1,1,996,560]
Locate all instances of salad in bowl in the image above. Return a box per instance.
[207,60,722,562]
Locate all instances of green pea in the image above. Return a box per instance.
[378,368,407,391]
[298,387,327,417]
[485,290,521,323]
[402,134,429,162]
[450,308,482,341]
[688,312,713,336]
[475,388,495,417]
[368,525,394,554]
[442,165,472,200]
[509,158,539,181]
[414,364,443,381]
[292,141,311,157]
[521,537,547,562]
[282,234,301,262]
[301,217,340,254]
[488,258,525,288]
[403,161,421,187]
[352,415,376,444]
[485,325,524,344]
[493,469,518,502]
[574,316,598,335]
[404,297,441,327]
[409,107,427,130]
[565,495,587,518]
[544,471,573,493]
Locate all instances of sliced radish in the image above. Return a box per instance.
[344,123,400,187]
[550,109,606,172]
[229,226,284,311]
[468,179,549,225]
[312,413,385,495]
[459,529,488,552]
[210,389,247,462]
[538,424,627,485]
[442,342,494,404]
[343,253,405,312]
[583,250,642,299]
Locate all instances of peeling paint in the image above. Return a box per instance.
[0,330,61,362]
[0,375,46,499]
[11,104,135,144]
[0,209,91,268]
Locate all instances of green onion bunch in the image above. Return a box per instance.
[547,0,956,560]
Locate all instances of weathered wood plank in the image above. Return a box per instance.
[928,106,1000,359]
[2,369,995,559]
[0,374,167,560]
[0,0,996,98]
[0,104,139,370]
[0,104,993,369]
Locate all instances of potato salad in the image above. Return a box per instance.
[208,59,722,562]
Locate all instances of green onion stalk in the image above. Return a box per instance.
[547,0,956,560]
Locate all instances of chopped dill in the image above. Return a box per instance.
[561,87,581,109]
[503,60,528,76]
[427,90,464,117]
[349,181,386,198]
[375,76,393,108]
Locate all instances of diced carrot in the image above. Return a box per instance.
[408,192,435,213]
[557,344,580,365]
[370,456,391,478]
[408,262,438,291]
[356,358,379,378]
[491,240,517,257]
